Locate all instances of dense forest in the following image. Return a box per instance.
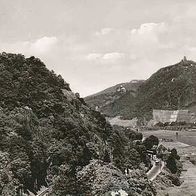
[0,52,158,196]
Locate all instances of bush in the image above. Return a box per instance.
[166,148,181,174]
[143,135,159,150]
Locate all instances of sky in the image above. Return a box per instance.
[1,0,196,96]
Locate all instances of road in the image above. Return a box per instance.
[147,161,165,181]
[36,188,49,196]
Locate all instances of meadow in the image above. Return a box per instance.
[142,129,196,147]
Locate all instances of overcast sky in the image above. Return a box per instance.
[1,0,196,96]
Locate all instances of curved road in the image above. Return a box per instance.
[147,160,165,181]
[36,188,49,196]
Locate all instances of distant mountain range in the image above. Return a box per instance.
[85,57,196,121]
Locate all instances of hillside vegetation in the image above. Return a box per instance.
[85,80,144,115]
[0,52,156,196]
[86,58,196,121]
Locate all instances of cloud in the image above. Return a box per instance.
[88,23,169,64]
[86,52,125,63]
[86,53,102,60]
[28,36,58,54]
[95,28,113,36]
[0,36,58,56]
[130,23,167,47]
[126,22,171,59]
[102,52,125,62]
[131,23,167,35]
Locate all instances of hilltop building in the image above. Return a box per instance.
[116,85,126,94]
[183,56,187,63]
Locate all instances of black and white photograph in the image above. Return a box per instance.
[1,0,196,195]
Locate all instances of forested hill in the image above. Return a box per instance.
[0,53,155,196]
[133,57,196,120]
[85,80,144,112]
[85,58,196,121]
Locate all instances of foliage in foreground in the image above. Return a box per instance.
[0,53,155,195]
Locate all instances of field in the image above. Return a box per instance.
[142,129,196,148]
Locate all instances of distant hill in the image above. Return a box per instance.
[85,80,144,111]
[135,57,196,120]
[86,57,196,121]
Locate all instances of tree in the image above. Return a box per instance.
[166,155,177,174]
[171,148,180,160]
[143,135,159,150]
[51,164,78,195]
[76,160,129,195]
[166,148,181,174]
